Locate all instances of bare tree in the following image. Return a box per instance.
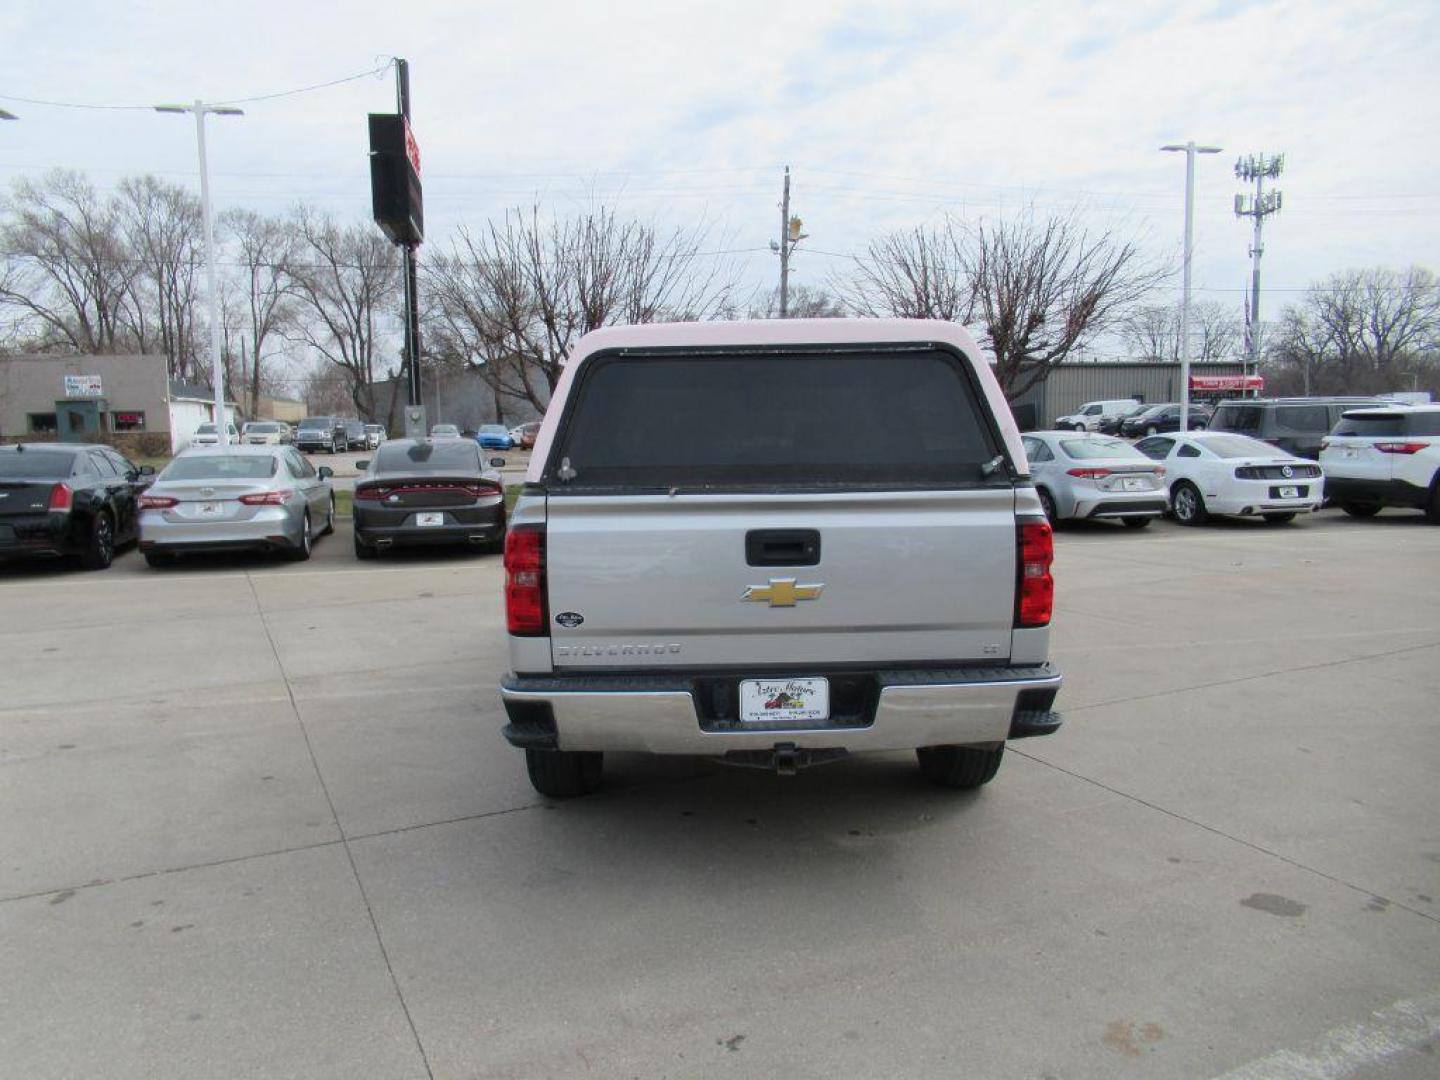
[968,213,1164,397]
[424,205,740,412]
[748,284,844,319]
[1123,300,1242,362]
[0,170,138,353]
[116,175,202,378]
[833,222,971,322]
[286,209,400,420]
[221,208,298,415]
[839,210,1164,396]
[1268,266,1440,395]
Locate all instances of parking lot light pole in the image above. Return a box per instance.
[157,101,243,447]
[1161,141,1222,432]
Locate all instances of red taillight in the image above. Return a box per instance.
[1016,519,1054,628]
[504,526,548,636]
[47,482,73,512]
[1066,467,1112,479]
[353,485,386,502]
[1374,442,1428,455]
[138,494,177,509]
[238,490,292,506]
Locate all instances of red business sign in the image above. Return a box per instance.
[1190,374,1264,392]
[404,120,421,178]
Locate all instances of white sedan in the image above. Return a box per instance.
[1134,432,1325,525]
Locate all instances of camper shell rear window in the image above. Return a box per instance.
[543,345,1006,490]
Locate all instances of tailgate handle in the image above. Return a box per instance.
[746,529,820,567]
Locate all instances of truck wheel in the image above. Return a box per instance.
[916,744,1004,789]
[525,749,604,798]
[1340,502,1381,518]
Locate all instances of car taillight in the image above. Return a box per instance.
[462,482,503,499]
[1066,467,1112,479]
[1319,438,1331,451]
[1374,442,1428,454]
[238,490,293,506]
[1016,519,1054,628]
[138,494,177,509]
[1152,466,1166,476]
[48,482,73,512]
[504,526,547,636]
[353,485,385,502]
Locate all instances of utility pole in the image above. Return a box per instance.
[1161,141,1223,432]
[770,166,807,317]
[1234,153,1284,388]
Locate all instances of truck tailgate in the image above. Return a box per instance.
[544,489,1016,668]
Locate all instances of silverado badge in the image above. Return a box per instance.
[743,578,824,608]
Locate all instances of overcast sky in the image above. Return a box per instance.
[3,0,1437,349]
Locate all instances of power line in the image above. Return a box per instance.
[0,62,394,113]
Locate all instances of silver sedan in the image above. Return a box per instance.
[138,445,334,567]
[1020,431,1168,528]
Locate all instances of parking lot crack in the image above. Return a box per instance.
[244,571,436,1080]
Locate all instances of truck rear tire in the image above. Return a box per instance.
[525,748,604,798]
[916,744,1004,789]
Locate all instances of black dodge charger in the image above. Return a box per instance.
[0,443,154,570]
[352,438,507,559]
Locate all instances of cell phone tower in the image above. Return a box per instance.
[1234,153,1284,377]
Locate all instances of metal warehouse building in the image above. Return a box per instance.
[1010,361,1250,430]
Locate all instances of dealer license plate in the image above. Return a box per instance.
[1278,486,1300,499]
[1121,477,1149,491]
[198,501,221,515]
[739,678,829,724]
[416,512,444,527]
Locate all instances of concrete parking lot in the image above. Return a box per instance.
[1,510,1437,1079]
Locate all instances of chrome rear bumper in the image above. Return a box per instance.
[500,664,1062,754]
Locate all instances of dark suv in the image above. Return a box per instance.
[1118,403,1211,438]
[1208,397,1387,460]
[295,416,347,454]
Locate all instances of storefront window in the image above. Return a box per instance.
[27,413,58,433]
[112,411,146,431]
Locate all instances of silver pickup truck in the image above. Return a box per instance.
[500,319,1061,797]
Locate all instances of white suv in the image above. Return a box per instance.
[1320,405,1440,522]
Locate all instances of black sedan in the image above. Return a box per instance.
[0,443,154,570]
[1119,403,1212,438]
[352,439,507,559]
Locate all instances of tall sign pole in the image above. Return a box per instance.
[369,59,426,436]
[397,60,423,418]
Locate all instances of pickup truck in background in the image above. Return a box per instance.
[499,319,1062,797]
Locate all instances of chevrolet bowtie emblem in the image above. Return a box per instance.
[743,578,824,607]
